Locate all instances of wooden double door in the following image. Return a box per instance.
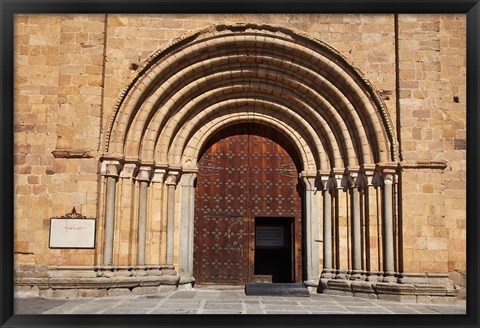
[193,124,303,285]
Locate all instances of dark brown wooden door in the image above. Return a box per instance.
[194,124,302,285]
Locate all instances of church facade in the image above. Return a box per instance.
[13,14,466,302]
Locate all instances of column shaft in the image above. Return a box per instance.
[187,181,195,275]
[303,177,319,283]
[322,190,332,271]
[137,180,148,265]
[178,173,196,278]
[166,184,176,265]
[351,186,362,273]
[383,178,395,276]
[104,175,117,266]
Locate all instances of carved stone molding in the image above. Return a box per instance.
[52,149,93,159]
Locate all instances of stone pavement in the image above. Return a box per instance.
[14,288,466,315]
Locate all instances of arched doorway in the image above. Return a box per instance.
[101,23,399,292]
[193,124,303,285]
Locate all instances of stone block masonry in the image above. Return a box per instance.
[14,265,180,299]
[13,14,466,302]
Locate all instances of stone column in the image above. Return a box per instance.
[136,166,152,266]
[362,166,376,281]
[320,174,334,278]
[165,171,180,265]
[302,175,320,286]
[151,168,167,263]
[178,172,197,283]
[382,170,396,282]
[333,169,346,279]
[102,161,121,266]
[349,170,362,279]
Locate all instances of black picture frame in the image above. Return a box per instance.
[1,1,479,327]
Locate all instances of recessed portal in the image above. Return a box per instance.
[193,124,303,285]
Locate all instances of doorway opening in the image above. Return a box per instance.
[254,217,294,283]
[193,123,304,285]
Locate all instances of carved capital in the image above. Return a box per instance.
[119,163,139,179]
[151,168,167,184]
[360,164,376,186]
[135,166,153,182]
[301,176,317,191]
[101,160,122,177]
[346,167,360,188]
[332,168,344,189]
[165,171,181,186]
[318,171,332,190]
[381,169,396,182]
[179,172,197,187]
[376,162,398,181]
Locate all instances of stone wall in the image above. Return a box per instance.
[397,14,466,275]
[14,15,104,268]
[13,14,466,298]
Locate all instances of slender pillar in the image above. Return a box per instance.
[333,169,346,279]
[322,186,333,277]
[302,175,320,285]
[151,168,167,263]
[136,166,152,265]
[187,174,196,276]
[178,172,197,279]
[362,166,376,281]
[103,161,120,266]
[165,171,180,265]
[351,183,362,277]
[382,171,396,282]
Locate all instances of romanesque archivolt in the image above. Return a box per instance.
[103,23,398,174]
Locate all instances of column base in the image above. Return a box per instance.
[14,265,180,299]
[334,269,348,279]
[303,279,320,294]
[320,269,335,279]
[382,272,397,283]
[316,272,459,304]
[349,270,364,281]
[365,270,384,282]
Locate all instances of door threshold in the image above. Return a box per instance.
[194,284,245,290]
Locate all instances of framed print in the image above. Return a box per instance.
[1,1,479,328]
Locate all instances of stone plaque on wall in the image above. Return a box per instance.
[49,208,96,249]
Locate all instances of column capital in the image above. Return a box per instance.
[332,167,345,189]
[381,169,396,182]
[360,164,376,186]
[346,167,361,188]
[151,167,167,183]
[165,170,181,186]
[179,172,197,187]
[301,175,317,191]
[375,163,399,180]
[119,162,139,179]
[135,166,153,182]
[101,160,122,177]
[318,171,332,190]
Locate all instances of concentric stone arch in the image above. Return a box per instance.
[103,23,398,170]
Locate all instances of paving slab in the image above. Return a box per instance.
[14,298,67,314]
[14,288,466,315]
